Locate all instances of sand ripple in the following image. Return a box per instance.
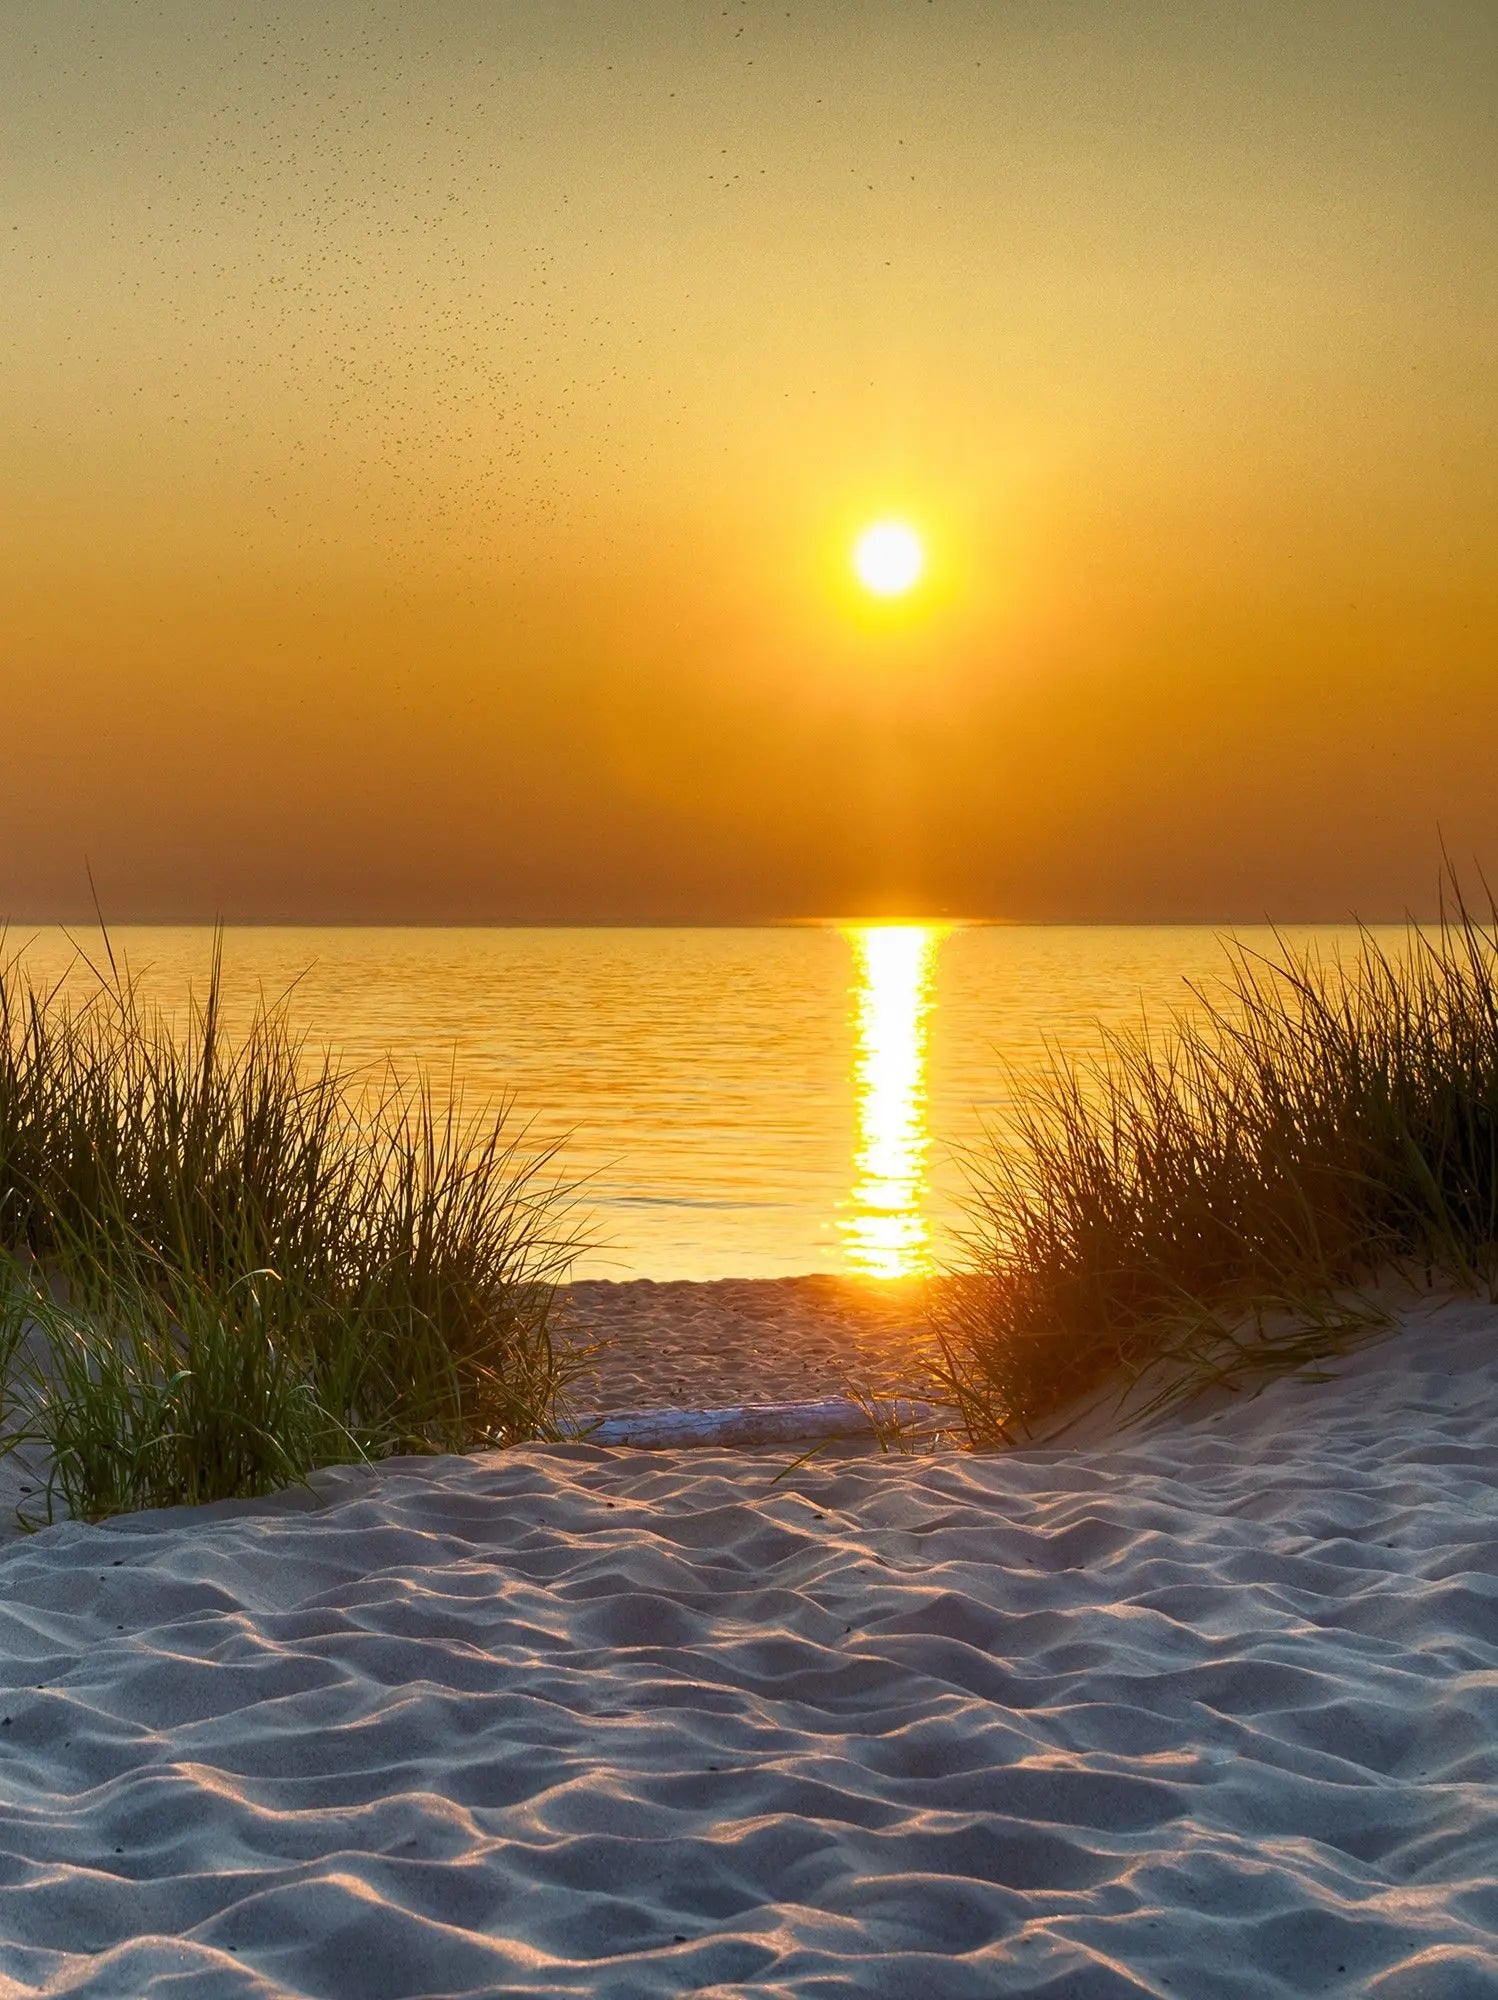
[0,1299,1496,1995]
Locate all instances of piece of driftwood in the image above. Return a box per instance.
[570,1397,946,1451]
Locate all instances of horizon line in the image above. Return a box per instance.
[0,911,1438,933]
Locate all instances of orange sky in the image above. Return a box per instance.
[4,1,1495,921]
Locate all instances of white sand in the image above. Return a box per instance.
[1,1295,1496,1997]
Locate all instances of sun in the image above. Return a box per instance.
[853,521,924,598]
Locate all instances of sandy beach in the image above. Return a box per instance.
[0,1285,1494,1995]
[553,1276,948,1414]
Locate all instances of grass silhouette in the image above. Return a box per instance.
[0,934,582,1522]
[937,870,1498,1444]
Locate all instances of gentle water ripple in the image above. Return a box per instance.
[8,924,1399,1279]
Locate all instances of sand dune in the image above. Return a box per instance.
[1,1296,1496,1996]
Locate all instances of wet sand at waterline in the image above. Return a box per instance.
[1,1294,1496,1996]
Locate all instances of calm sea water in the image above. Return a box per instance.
[9,925,1395,1280]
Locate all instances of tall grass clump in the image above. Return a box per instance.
[0,937,583,1521]
[939,877,1498,1445]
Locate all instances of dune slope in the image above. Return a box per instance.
[0,1299,1495,1997]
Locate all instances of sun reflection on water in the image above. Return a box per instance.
[840,924,946,1279]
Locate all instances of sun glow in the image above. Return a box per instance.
[852,521,925,598]
[840,924,946,1279]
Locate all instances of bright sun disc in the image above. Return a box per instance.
[853,521,924,598]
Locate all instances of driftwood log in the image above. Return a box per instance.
[569,1397,948,1451]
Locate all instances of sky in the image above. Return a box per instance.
[4,0,1495,923]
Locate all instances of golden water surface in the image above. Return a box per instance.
[841,927,945,1278]
[8,923,1393,1280]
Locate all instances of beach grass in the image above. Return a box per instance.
[0,936,583,1522]
[937,874,1498,1444]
